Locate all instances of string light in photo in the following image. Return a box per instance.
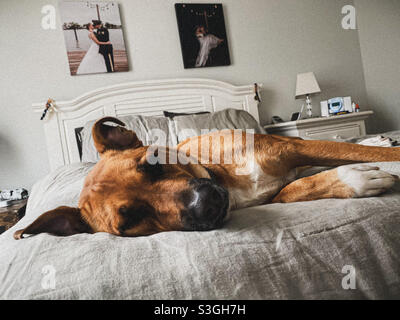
[86,1,115,20]
[181,4,219,29]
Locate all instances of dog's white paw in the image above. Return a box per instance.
[358,136,394,147]
[337,164,397,198]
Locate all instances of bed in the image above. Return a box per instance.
[1,79,399,299]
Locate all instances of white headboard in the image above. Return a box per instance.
[32,78,261,170]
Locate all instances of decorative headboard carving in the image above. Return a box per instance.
[32,78,261,170]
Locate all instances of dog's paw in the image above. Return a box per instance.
[358,136,395,147]
[337,164,398,198]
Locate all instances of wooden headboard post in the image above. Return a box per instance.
[32,78,262,170]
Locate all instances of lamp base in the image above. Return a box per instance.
[306,95,313,118]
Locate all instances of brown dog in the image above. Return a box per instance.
[14,117,400,239]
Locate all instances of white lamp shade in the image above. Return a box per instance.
[295,72,321,99]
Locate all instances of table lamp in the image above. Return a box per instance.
[295,72,321,118]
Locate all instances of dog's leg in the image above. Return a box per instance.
[294,139,400,166]
[271,164,398,203]
[254,135,400,168]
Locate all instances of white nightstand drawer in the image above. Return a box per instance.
[263,111,373,140]
[304,124,361,141]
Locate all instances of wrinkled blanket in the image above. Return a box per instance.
[1,136,400,299]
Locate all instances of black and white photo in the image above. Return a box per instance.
[175,3,231,69]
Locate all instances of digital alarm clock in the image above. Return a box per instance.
[320,97,352,117]
[328,97,344,113]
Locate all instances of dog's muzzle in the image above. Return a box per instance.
[181,178,229,231]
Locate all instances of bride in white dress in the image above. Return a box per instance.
[76,23,111,75]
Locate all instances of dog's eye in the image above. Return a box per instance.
[119,205,150,230]
[137,161,164,182]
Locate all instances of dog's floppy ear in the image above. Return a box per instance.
[92,117,143,155]
[13,206,92,240]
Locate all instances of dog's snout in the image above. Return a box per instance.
[182,179,229,231]
[192,183,223,219]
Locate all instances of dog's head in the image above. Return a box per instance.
[14,117,229,240]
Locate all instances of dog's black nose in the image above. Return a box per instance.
[182,179,229,231]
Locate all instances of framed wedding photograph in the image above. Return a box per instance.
[60,1,129,75]
[175,3,231,69]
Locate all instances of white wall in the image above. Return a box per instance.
[0,0,368,190]
[355,0,400,133]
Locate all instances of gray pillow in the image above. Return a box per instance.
[170,108,266,143]
[80,109,264,163]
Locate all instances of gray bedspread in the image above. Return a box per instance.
[1,140,400,299]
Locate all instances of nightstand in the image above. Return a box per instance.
[0,199,28,234]
[264,111,373,140]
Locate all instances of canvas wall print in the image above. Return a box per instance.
[175,3,231,69]
[60,1,129,75]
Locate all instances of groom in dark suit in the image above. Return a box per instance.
[92,20,114,72]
